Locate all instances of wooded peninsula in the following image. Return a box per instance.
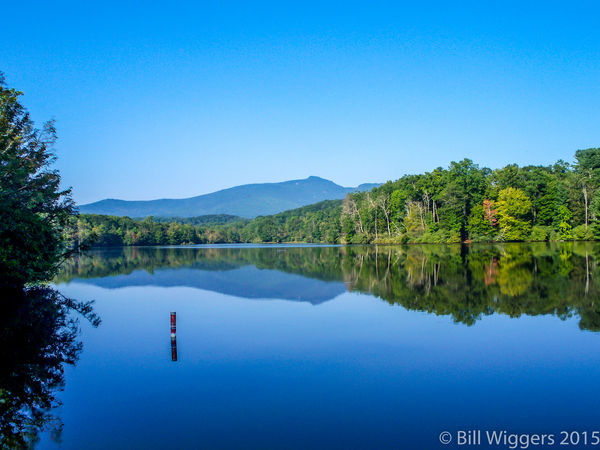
[71,149,600,246]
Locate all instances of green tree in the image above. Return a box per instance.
[257,217,277,242]
[404,201,427,235]
[574,148,600,227]
[467,200,497,239]
[557,205,573,239]
[0,74,74,286]
[496,188,532,241]
[440,159,489,238]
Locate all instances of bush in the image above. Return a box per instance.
[373,235,404,244]
[418,230,445,243]
[468,233,495,243]
[572,224,594,241]
[548,230,562,241]
[591,222,600,240]
[350,233,369,244]
[529,226,551,242]
[447,230,462,243]
[416,229,462,244]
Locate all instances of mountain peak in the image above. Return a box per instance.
[80,177,380,218]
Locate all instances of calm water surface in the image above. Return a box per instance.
[29,244,600,448]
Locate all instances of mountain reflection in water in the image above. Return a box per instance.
[56,242,600,331]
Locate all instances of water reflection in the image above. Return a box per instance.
[170,312,177,362]
[55,242,600,331]
[0,286,100,448]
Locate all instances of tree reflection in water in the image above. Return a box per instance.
[57,242,600,331]
[0,285,100,448]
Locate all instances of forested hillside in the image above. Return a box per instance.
[71,200,342,246]
[70,149,600,246]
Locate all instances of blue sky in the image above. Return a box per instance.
[3,1,600,204]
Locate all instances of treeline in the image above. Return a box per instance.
[70,149,600,246]
[69,200,342,247]
[343,148,600,244]
[153,214,245,226]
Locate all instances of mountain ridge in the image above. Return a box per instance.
[79,176,380,218]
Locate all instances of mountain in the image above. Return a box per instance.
[79,176,379,218]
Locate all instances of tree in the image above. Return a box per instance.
[557,205,573,239]
[443,159,489,238]
[257,217,277,242]
[496,188,532,241]
[519,166,554,225]
[0,74,74,286]
[366,193,379,240]
[404,201,427,235]
[574,148,600,227]
[467,200,497,238]
[342,195,364,234]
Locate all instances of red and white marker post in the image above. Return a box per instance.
[170,312,177,361]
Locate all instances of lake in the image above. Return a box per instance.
[25,243,600,448]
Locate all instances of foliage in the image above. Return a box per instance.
[572,224,594,241]
[0,74,75,285]
[71,200,343,246]
[496,188,532,241]
[153,215,246,226]
[530,225,552,241]
[467,201,496,238]
[557,205,573,239]
[337,151,600,244]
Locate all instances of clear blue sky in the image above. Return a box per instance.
[3,1,600,204]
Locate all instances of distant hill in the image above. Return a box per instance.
[79,176,379,218]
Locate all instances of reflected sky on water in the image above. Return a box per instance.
[27,244,600,448]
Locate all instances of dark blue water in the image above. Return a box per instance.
[35,244,600,448]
